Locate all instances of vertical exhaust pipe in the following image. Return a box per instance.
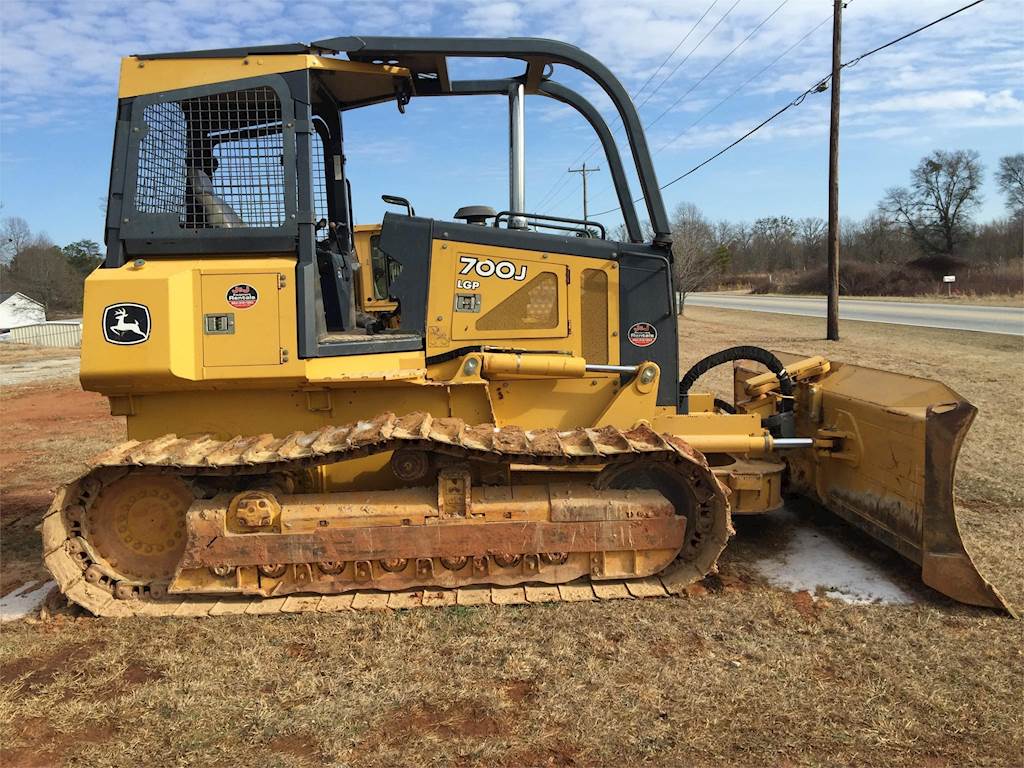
[508,82,526,229]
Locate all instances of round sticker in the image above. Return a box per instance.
[226,284,259,309]
[627,322,658,347]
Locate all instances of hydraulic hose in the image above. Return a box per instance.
[679,346,794,413]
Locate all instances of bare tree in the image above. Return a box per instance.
[845,212,912,265]
[751,216,798,271]
[996,153,1024,216]
[670,202,726,312]
[882,149,983,256]
[1,216,32,264]
[796,217,826,271]
[4,242,84,313]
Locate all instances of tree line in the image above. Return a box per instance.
[1,217,102,316]
[668,150,1024,304]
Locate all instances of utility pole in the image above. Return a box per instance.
[568,162,601,221]
[826,0,843,340]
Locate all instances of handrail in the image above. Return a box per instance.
[492,211,606,239]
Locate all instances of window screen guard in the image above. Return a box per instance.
[123,76,301,243]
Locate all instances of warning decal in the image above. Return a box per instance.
[627,322,657,347]
[226,284,259,309]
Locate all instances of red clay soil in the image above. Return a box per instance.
[1,385,119,525]
[1,386,112,436]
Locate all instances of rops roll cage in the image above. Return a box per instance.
[322,36,670,249]
[153,36,672,249]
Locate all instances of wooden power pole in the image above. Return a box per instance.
[826,0,843,341]
[568,162,601,222]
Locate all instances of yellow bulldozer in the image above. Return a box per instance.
[42,36,1009,616]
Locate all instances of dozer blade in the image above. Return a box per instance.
[740,356,1013,615]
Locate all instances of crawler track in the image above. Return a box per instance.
[41,412,732,617]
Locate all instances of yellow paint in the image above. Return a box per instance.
[80,257,307,392]
[352,225,399,313]
[481,352,587,378]
[595,365,660,427]
[80,240,772,495]
[119,55,410,98]
[81,247,775,491]
[200,273,281,367]
[425,239,619,360]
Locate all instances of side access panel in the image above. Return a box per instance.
[201,273,281,367]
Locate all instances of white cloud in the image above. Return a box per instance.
[853,89,993,115]
[847,125,922,141]
[461,1,524,36]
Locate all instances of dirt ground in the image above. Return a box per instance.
[1,312,1022,768]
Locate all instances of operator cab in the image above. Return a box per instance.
[103,37,676,398]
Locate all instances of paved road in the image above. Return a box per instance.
[686,294,1024,336]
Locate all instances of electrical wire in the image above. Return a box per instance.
[590,0,987,218]
[655,14,831,153]
[639,0,745,114]
[633,0,724,111]
[564,0,790,213]
[532,0,730,211]
[643,0,790,131]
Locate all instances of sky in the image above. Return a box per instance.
[0,0,1022,248]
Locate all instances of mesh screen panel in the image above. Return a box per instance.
[136,102,188,216]
[135,87,286,229]
[580,269,609,364]
[311,129,328,223]
[477,272,559,331]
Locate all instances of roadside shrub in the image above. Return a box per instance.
[908,254,969,278]
[748,275,778,294]
[719,260,1022,297]
[789,262,931,296]
[955,262,1024,296]
[712,272,780,293]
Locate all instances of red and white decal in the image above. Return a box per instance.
[627,322,657,347]
[226,284,259,309]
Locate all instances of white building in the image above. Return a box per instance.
[0,292,46,329]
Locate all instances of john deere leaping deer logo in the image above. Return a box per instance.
[102,303,151,345]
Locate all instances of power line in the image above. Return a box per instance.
[546,173,584,216]
[536,0,734,211]
[655,14,831,153]
[639,0,744,115]
[632,0,724,111]
[644,0,790,131]
[590,0,986,218]
[533,0,724,212]
[582,0,802,210]
[567,162,602,221]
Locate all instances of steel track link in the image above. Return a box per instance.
[41,412,732,617]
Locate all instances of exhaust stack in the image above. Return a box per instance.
[508,82,526,228]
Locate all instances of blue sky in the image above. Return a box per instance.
[1,0,1021,247]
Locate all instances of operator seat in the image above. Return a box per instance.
[187,168,244,228]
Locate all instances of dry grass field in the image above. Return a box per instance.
[1,309,1022,768]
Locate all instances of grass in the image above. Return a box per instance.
[0,343,78,365]
[1,314,1022,767]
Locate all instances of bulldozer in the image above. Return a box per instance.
[41,36,1009,616]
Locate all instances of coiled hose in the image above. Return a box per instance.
[679,345,794,413]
